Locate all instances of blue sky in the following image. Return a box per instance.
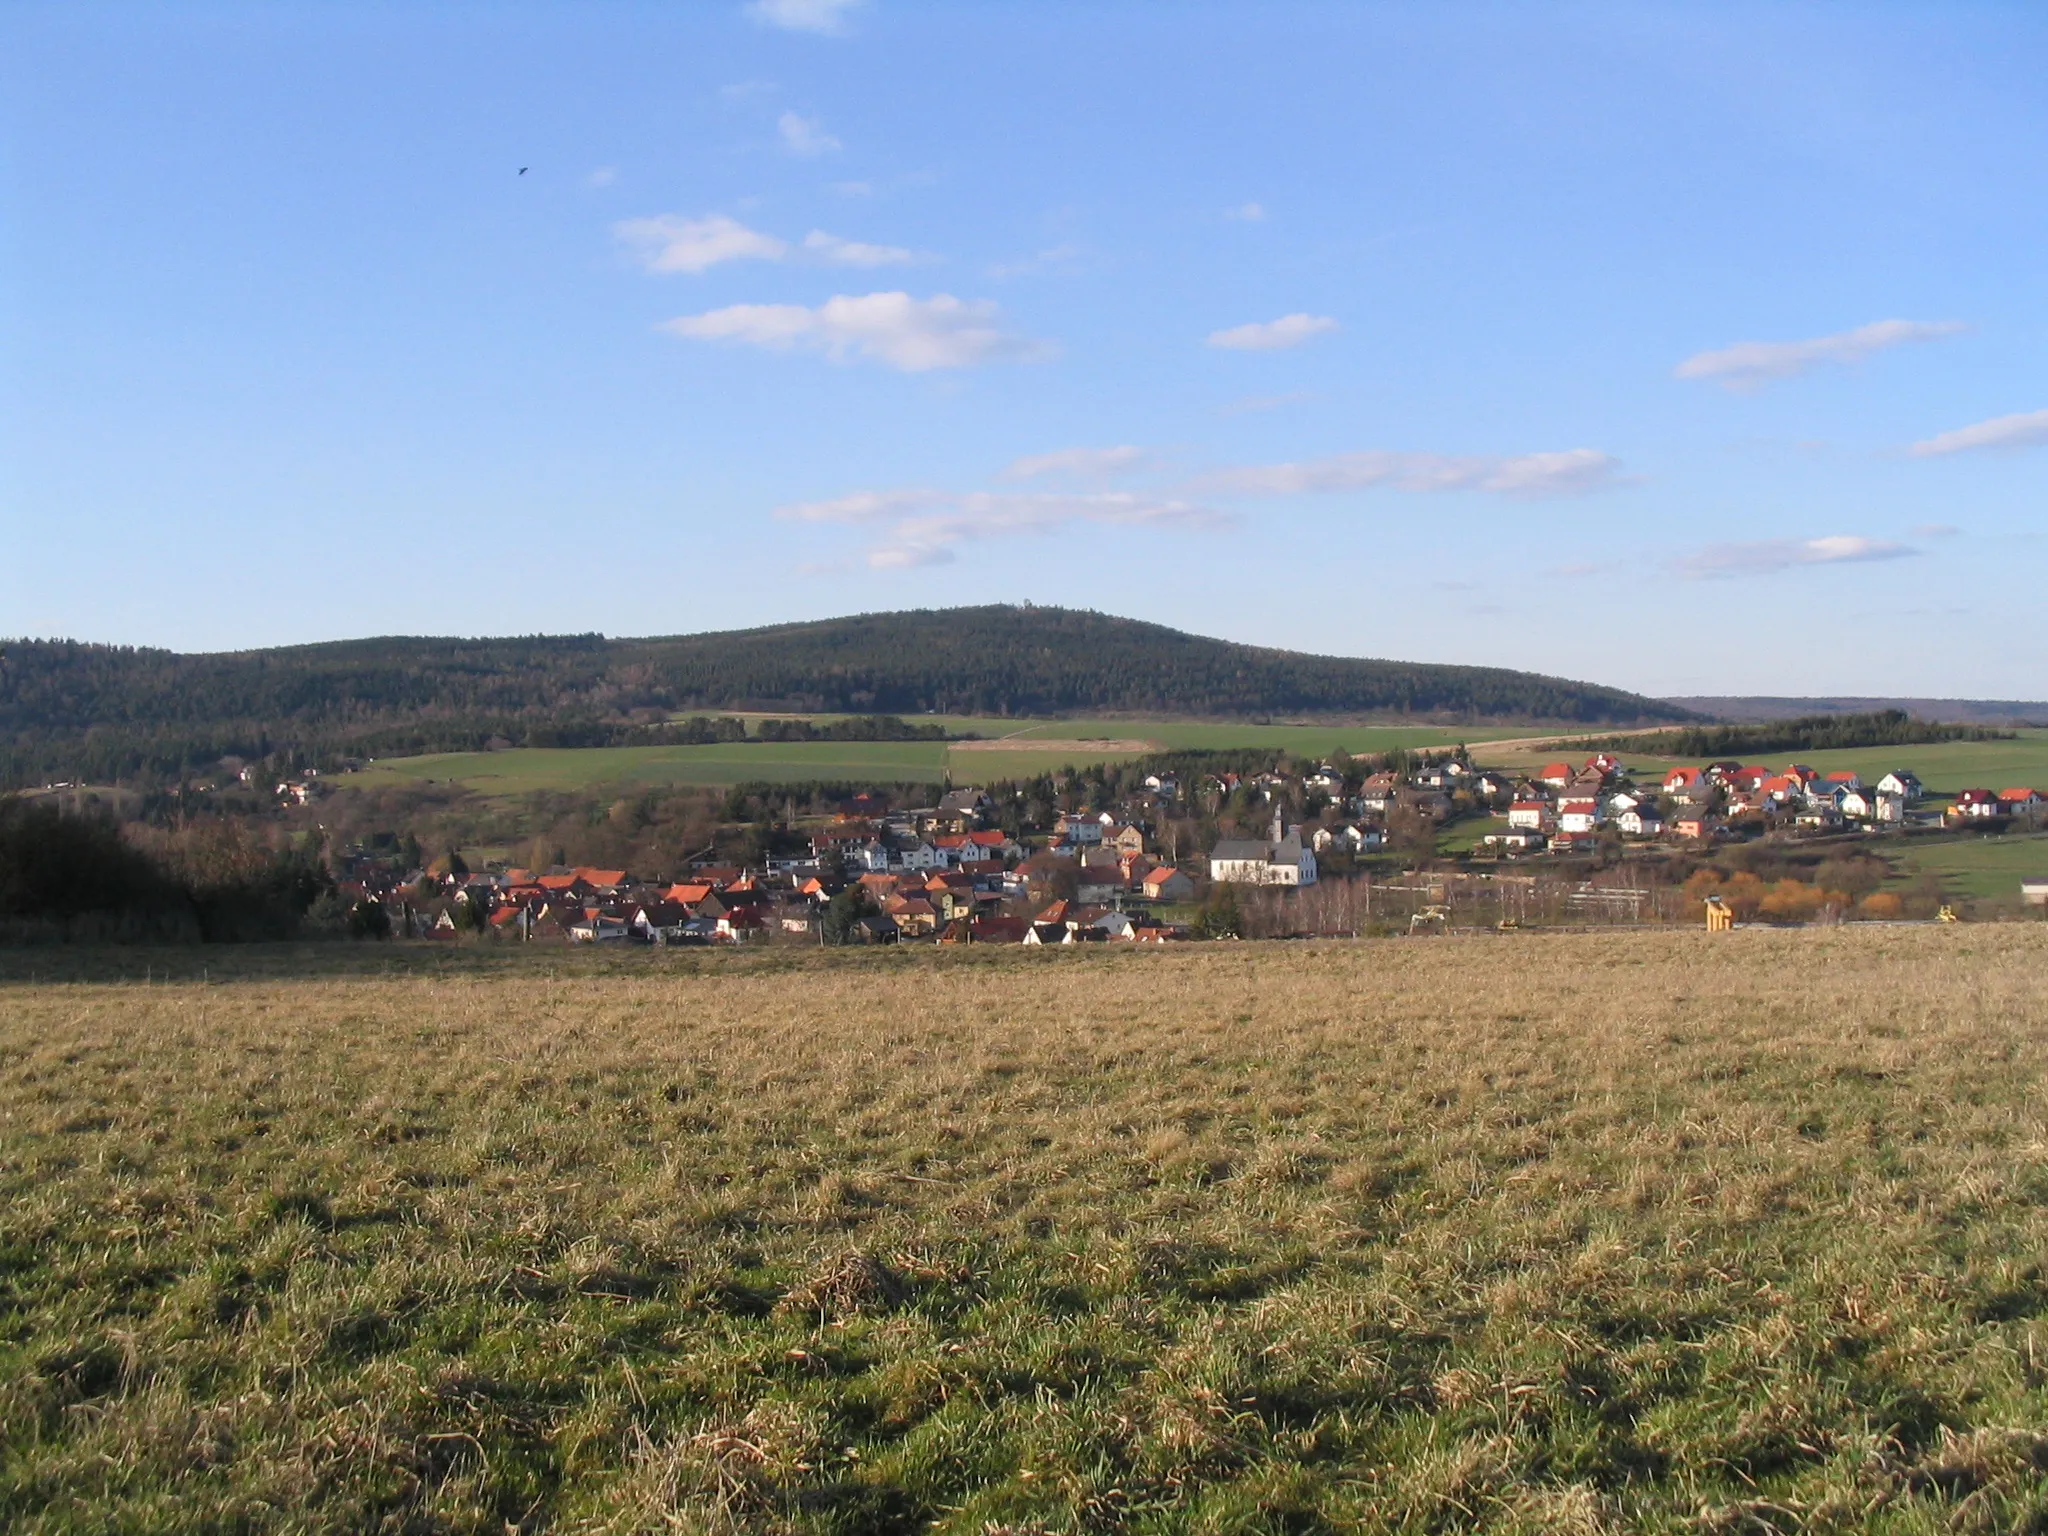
[3,1,2044,698]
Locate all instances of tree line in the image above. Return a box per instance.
[1,607,1686,787]
[1561,709,2009,760]
[0,796,330,943]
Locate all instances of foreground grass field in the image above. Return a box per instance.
[4,932,2048,1533]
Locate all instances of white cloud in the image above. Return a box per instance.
[745,0,861,34]
[1193,447,1623,499]
[803,229,915,266]
[1675,319,1965,391]
[1671,535,1919,579]
[1909,407,2048,457]
[1207,313,1339,351]
[1003,445,1147,480]
[615,213,786,274]
[777,487,1224,569]
[1225,202,1266,222]
[586,167,618,188]
[779,111,841,156]
[661,291,1051,371]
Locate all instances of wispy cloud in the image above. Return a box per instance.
[614,213,787,273]
[1675,319,1965,391]
[586,167,618,188]
[778,111,841,156]
[1671,534,1919,579]
[1910,522,1961,538]
[1909,407,2048,457]
[1192,448,1623,499]
[661,292,1051,371]
[745,0,861,35]
[1003,446,1147,480]
[1225,202,1266,222]
[803,229,916,266]
[620,215,920,272]
[778,488,1224,568]
[1207,313,1338,351]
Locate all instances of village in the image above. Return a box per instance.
[327,749,2048,944]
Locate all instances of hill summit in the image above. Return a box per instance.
[2,606,1689,786]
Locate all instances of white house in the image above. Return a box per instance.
[1209,826,1319,886]
[1558,799,1601,834]
[1057,814,1104,844]
[1311,823,1382,855]
[1507,799,1552,831]
[1876,771,1924,801]
[1616,806,1665,837]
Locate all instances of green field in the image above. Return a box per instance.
[1890,830,2048,902]
[1486,729,2048,797]
[351,741,955,793]
[338,723,2048,809]
[346,720,1536,799]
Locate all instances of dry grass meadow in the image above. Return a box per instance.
[4,929,2048,1534]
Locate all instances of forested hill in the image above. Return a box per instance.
[1,606,1689,786]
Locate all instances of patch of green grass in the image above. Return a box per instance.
[343,720,1541,801]
[1888,829,2048,903]
[3,931,2047,1532]
[1488,729,2048,798]
[350,739,954,795]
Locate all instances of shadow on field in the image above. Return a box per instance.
[0,938,1188,986]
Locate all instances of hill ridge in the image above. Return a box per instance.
[1,606,1690,787]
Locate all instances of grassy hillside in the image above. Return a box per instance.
[1485,727,2048,795]
[5,931,2048,1532]
[345,719,1532,798]
[1667,695,2048,727]
[1,607,1689,788]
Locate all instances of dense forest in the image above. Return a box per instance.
[1566,709,2010,759]
[0,608,1687,788]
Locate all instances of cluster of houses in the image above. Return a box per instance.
[344,786,1202,945]
[1489,754,2044,854]
[324,743,2047,940]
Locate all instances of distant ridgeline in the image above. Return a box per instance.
[1560,710,2012,759]
[0,606,1687,787]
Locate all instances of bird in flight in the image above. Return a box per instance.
[519,167,528,175]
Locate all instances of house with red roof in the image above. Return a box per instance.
[1558,799,1601,834]
[1141,865,1194,901]
[1537,762,1574,789]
